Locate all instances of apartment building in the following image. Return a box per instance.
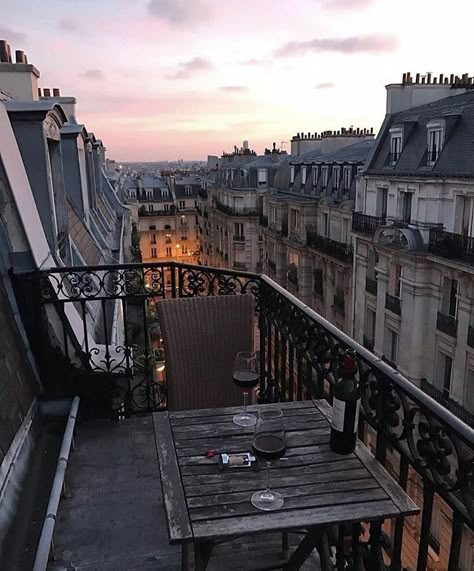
[263,131,374,333]
[199,144,287,273]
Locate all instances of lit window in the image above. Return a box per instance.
[166,246,172,256]
[181,216,186,225]
[427,122,444,165]
[390,128,403,164]
[165,233,171,244]
[182,245,188,254]
[333,166,341,190]
[301,166,307,185]
[321,166,328,188]
[150,233,156,244]
[150,247,157,258]
[343,166,352,191]
[258,168,268,187]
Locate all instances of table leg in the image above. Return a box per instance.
[181,544,192,571]
[282,532,290,559]
[194,540,214,571]
[367,520,386,571]
[284,527,322,571]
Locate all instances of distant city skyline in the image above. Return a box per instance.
[2,0,473,160]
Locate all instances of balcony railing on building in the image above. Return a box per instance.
[429,228,474,265]
[385,293,401,315]
[352,212,386,236]
[307,230,353,263]
[215,201,259,217]
[366,276,378,296]
[13,261,474,571]
[421,379,474,427]
[138,205,176,217]
[437,311,458,338]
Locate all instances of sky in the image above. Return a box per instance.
[1,0,473,161]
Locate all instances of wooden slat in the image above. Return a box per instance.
[192,500,401,541]
[153,412,193,544]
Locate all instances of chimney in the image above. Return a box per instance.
[0,40,40,100]
[53,88,60,96]
[427,73,432,84]
[415,73,420,83]
[43,87,51,97]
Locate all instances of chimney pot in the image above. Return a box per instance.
[433,77,437,84]
[421,76,426,84]
[450,74,454,83]
[15,50,25,63]
[38,87,42,97]
[444,77,449,84]
[415,73,420,83]
[357,127,360,134]
[24,54,28,64]
[5,42,12,63]
[439,73,444,83]
[53,88,60,97]
[0,40,8,62]
[370,127,374,134]
[43,88,51,97]
[402,73,406,83]
[427,72,432,84]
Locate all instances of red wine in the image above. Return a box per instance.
[233,371,259,393]
[252,434,286,461]
[330,349,360,455]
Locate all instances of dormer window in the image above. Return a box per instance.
[128,189,136,198]
[333,166,341,190]
[321,166,328,188]
[161,188,169,199]
[389,127,403,164]
[427,122,444,165]
[185,185,192,195]
[258,168,268,187]
[290,166,295,186]
[301,166,307,186]
[343,166,352,191]
[312,166,318,187]
[145,188,153,199]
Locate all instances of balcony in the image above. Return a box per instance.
[352,212,386,237]
[233,234,245,242]
[11,262,474,571]
[215,201,259,217]
[138,205,175,217]
[421,379,474,427]
[385,293,401,315]
[437,311,458,338]
[429,228,474,265]
[365,276,378,296]
[307,231,353,263]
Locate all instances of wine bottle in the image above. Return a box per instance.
[330,348,360,454]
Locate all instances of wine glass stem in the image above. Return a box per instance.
[243,391,247,415]
[266,462,271,491]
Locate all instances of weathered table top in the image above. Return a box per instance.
[153,399,419,545]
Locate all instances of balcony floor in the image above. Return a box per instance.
[50,415,181,571]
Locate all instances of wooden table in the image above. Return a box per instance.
[153,400,418,570]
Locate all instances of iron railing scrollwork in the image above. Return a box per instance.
[15,261,474,571]
[307,230,353,263]
[429,228,474,265]
[352,212,386,236]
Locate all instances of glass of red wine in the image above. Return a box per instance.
[251,407,286,511]
[232,351,259,427]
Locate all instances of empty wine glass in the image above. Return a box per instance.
[251,407,286,511]
[232,351,259,427]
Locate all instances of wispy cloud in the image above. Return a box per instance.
[324,0,375,9]
[219,85,247,93]
[165,57,212,80]
[57,18,85,34]
[0,25,26,44]
[275,35,397,57]
[147,0,212,25]
[242,58,272,67]
[82,69,106,80]
[315,82,335,89]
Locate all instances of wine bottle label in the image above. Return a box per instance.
[331,398,360,434]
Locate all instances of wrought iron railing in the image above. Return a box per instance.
[385,293,401,315]
[215,202,259,217]
[138,206,175,217]
[421,379,474,428]
[352,212,386,236]
[437,311,458,338]
[429,228,474,265]
[13,261,474,571]
[307,231,353,263]
[366,276,378,296]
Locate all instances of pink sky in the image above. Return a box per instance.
[1,0,474,160]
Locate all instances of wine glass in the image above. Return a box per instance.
[232,351,259,427]
[251,407,286,511]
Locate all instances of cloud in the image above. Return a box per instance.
[165,57,212,80]
[0,25,26,44]
[324,0,375,9]
[57,18,85,34]
[82,69,106,80]
[219,85,247,93]
[275,35,398,57]
[147,0,211,25]
[315,82,335,89]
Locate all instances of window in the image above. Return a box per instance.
[181,216,186,225]
[384,328,399,364]
[394,264,402,297]
[149,225,156,230]
[290,166,295,185]
[179,200,186,209]
[322,212,329,237]
[365,308,376,346]
[148,204,154,213]
[145,188,153,199]
[322,166,329,188]
[234,222,244,237]
[437,353,453,398]
[301,166,307,186]
[312,166,318,187]
[390,128,403,163]
[343,166,352,191]
[181,230,188,240]
[442,278,458,317]
[165,233,172,244]
[455,195,474,237]
[341,218,350,243]
[333,166,341,190]
[185,185,192,196]
[270,206,277,223]
[150,247,157,258]
[357,165,364,174]
[182,245,188,254]
[376,188,388,218]
[166,246,172,256]
[258,168,268,187]
[150,233,156,244]
[161,189,169,199]
[194,200,198,208]
[163,203,170,212]
[427,124,444,164]
[290,208,300,230]
[128,189,136,198]
[400,192,412,223]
